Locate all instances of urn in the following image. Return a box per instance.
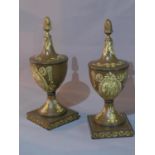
[87,19,134,139]
[27,17,80,130]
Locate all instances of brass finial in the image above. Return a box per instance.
[101,19,117,62]
[42,16,57,57]
[43,16,51,32]
[104,19,113,35]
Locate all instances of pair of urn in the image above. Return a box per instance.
[27,17,134,139]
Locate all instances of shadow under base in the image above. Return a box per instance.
[27,109,80,130]
[87,113,134,139]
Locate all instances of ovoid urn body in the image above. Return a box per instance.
[29,17,68,117]
[88,19,129,127]
[30,54,68,94]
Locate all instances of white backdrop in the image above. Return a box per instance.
[20,0,135,155]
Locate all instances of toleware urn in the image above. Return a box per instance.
[87,19,134,139]
[27,17,80,130]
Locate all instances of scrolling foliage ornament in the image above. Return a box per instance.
[31,65,56,92]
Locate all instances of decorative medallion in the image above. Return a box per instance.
[98,72,121,99]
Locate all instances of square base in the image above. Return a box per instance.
[27,109,80,130]
[87,113,134,139]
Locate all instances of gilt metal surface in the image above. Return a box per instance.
[27,109,80,130]
[88,113,134,139]
[27,17,80,129]
[88,19,134,138]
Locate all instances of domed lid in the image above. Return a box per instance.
[30,16,68,65]
[89,19,128,71]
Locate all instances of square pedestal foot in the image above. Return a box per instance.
[87,113,134,139]
[27,109,80,130]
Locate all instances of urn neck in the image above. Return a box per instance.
[95,101,125,127]
[38,93,67,117]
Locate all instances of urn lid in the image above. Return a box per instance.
[89,19,129,71]
[30,16,68,65]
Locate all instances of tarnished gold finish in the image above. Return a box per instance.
[88,113,134,139]
[27,109,79,130]
[27,17,80,129]
[88,19,134,138]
